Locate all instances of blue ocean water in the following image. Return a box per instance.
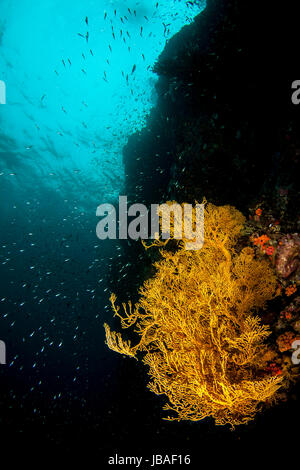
[0,0,204,203]
[0,0,205,451]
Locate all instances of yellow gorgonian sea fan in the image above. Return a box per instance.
[104,202,282,427]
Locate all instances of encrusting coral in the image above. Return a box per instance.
[104,201,283,427]
[276,234,300,280]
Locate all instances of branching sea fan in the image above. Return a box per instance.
[104,202,282,427]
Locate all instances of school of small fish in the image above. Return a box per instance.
[0,1,203,423]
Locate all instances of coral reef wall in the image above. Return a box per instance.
[123,0,299,209]
[110,0,299,300]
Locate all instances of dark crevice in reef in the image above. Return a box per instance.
[108,0,300,300]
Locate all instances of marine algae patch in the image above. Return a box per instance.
[104,202,282,427]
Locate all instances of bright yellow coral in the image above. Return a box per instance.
[104,202,282,427]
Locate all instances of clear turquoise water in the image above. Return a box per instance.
[0,0,204,205]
